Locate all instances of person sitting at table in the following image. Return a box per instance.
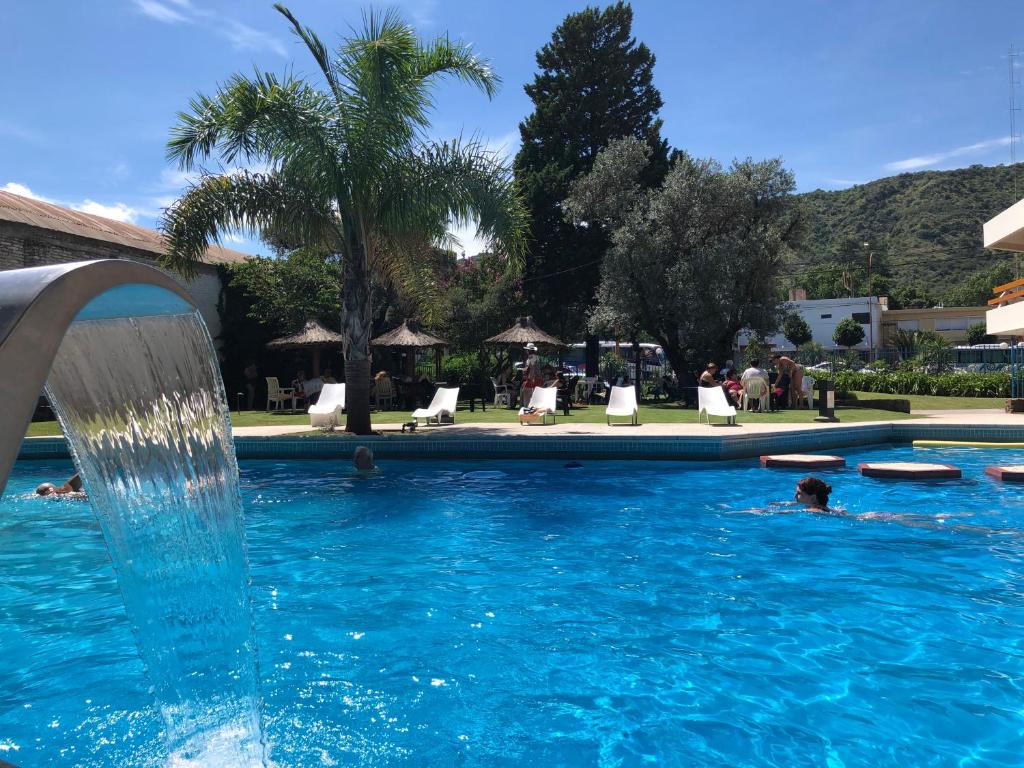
[698,362,720,387]
[291,371,308,406]
[723,370,744,407]
[321,368,337,384]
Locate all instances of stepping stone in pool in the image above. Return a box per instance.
[760,454,846,469]
[858,462,961,480]
[985,465,1024,482]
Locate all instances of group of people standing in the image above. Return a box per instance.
[698,354,805,410]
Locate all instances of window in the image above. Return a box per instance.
[851,312,870,324]
[897,320,919,331]
[935,317,969,332]
[820,313,832,319]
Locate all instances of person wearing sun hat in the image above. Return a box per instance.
[521,343,541,407]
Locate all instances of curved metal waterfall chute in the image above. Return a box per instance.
[0,259,194,495]
[0,259,266,765]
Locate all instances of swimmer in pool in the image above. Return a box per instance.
[794,476,834,513]
[353,446,375,471]
[35,472,84,498]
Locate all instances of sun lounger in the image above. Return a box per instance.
[308,383,346,428]
[606,385,639,425]
[698,385,737,425]
[412,386,460,426]
[519,385,557,425]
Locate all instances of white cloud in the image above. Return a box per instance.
[134,0,286,57]
[224,20,287,57]
[133,0,190,24]
[1,182,51,202]
[160,168,202,187]
[884,136,1012,172]
[3,182,139,223]
[73,200,139,224]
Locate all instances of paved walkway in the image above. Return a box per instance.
[231,409,1024,439]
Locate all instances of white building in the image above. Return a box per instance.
[984,197,1024,336]
[738,295,885,352]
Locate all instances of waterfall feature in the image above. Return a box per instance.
[15,278,268,765]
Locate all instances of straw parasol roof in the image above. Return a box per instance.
[267,319,345,349]
[485,316,564,347]
[266,320,344,378]
[371,319,448,348]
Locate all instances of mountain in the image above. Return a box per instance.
[792,163,1024,304]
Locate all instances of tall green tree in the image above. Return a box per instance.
[782,311,813,348]
[161,5,526,434]
[566,137,803,378]
[832,317,865,350]
[515,1,669,368]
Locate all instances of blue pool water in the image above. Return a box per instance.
[2,445,1024,766]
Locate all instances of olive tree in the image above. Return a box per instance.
[565,136,802,378]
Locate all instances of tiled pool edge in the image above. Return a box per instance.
[19,422,1024,462]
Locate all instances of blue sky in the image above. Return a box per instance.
[2,0,1023,255]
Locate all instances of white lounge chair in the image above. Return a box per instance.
[266,376,294,411]
[698,385,737,425]
[412,386,460,426]
[308,383,346,428]
[606,385,639,425]
[741,376,769,413]
[519,385,558,425]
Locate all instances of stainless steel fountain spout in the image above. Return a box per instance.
[0,259,195,495]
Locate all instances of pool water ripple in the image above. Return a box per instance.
[3,446,1024,765]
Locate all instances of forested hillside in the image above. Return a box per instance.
[791,163,1024,307]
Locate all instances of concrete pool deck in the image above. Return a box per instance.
[229,408,1022,438]
[22,409,1024,462]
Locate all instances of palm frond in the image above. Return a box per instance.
[160,170,338,278]
[167,70,337,176]
[273,3,347,102]
[380,139,528,271]
[414,37,500,98]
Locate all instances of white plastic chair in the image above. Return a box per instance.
[308,383,346,429]
[606,385,639,426]
[412,386,460,426]
[490,377,512,408]
[698,386,737,425]
[519,385,558,425]
[581,376,598,403]
[266,376,294,411]
[375,377,395,410]
[741,377,769,413]
[802,376,816,409]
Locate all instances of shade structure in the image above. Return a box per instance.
[371,319,448,379]
[370,319,448,349]
[485,316,564,347]
[266,319,344,377]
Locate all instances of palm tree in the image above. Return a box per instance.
[161,4,527,434]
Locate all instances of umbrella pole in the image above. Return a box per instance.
[312,348,322,378]
[435,348,441,381]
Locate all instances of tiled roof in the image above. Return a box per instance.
[0,190,250,265]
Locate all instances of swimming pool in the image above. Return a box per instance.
[2,445,1024,766]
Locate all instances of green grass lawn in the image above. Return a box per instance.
[23,401,916,437]
[848,391,1004,410]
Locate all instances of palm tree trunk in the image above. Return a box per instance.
[342,239,373,435]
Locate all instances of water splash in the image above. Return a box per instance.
[44,312,266,766]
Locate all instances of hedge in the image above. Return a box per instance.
[832,371,1009,398]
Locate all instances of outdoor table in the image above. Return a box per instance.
[457,382,487,412]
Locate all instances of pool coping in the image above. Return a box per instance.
[18,421,1024,462]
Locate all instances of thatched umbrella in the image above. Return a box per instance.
[266,319,344,378]
[485,316,564,348]
[371,318,449,378]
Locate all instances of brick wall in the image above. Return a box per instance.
[0,221,225,339]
